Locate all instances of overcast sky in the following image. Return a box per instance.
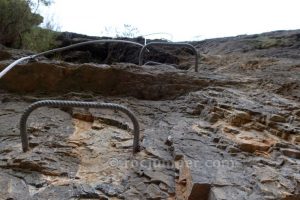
[41,0,300,41]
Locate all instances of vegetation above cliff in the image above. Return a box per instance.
[0,0,57,51]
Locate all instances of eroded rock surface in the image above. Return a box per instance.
[0,30,299,199]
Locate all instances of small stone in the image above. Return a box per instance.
[223,126,240,135]
[95,183,125,197]
[217,144,227,150]
[159,182,168,191]
[143,170,174,189]
[250,122,266,131]
[135,182,147,192]
[115,140,133,149]
[146,184,169,199]
[281,148,300,159]
[91,124,104,130]
[190,104,205,115]
[72,108,94,122]
[294,136,300,143]
[120,187,142,199]
[269,114,286,123]
[293,110,300,117]
[275,142,293,149]
[165,135,173,146]
[212,137,220,143]
[228,110,251,127]
[227,146,241,153]
[238,142,270,153]
[74,184,99,199]
[207,112,221,123]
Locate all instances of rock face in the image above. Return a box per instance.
[0,30,299,199]
[51,32,182,66]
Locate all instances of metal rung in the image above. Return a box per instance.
[139,42,199,72]
[20,100,140,154]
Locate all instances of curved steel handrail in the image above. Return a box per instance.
[20,100,140,154]
[138,42,199,72]
[0,56,32,79]
[144,61,165,65]
[139,32,174,44]
[144,61,179,68]
[0,39,144,79]
[33,39,144,58]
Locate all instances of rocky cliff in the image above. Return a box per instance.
[0,30,299,200]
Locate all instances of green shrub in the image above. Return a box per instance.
[22,27,58,52]
[0,0,54,50]
[0,0,43,47]
[256,36,292,49]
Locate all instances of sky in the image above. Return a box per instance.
[40,0,300,41]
